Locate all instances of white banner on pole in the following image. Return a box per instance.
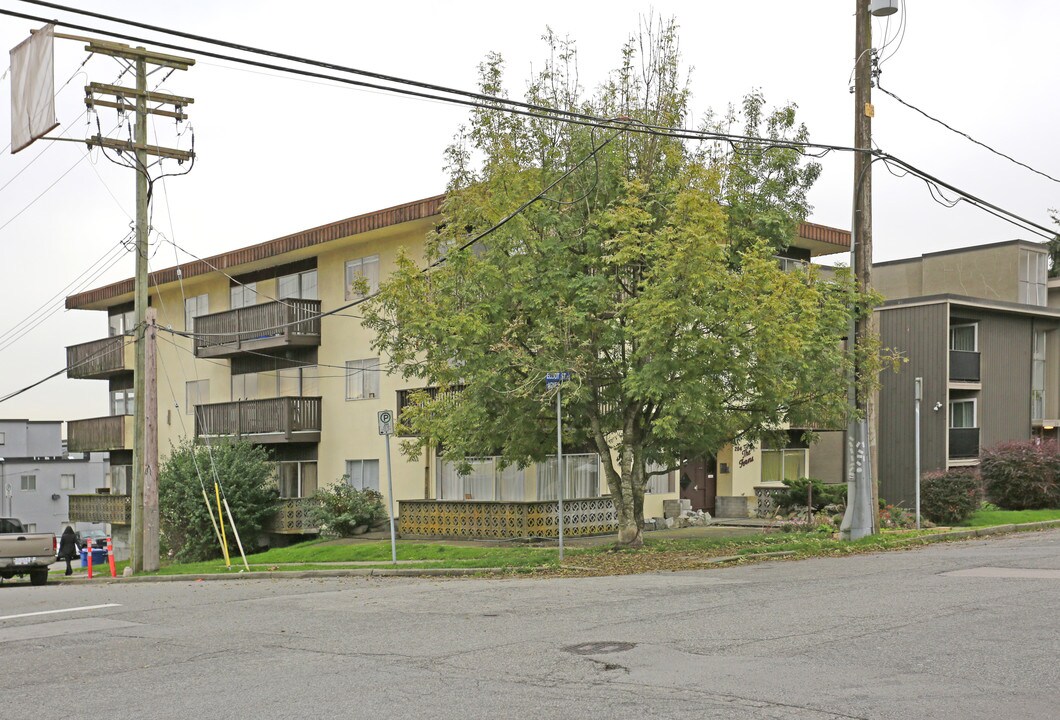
[10,24,58,154]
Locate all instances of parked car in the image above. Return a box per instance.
[0,517,55,586]
[76,529,110,552]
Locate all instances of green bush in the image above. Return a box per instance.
[774,477,846,512]
[980,441,1060,510]
[311,480,388,537]
[159,439,278,563]
[919,470,980,525]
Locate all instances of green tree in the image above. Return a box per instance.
[159,439,278,562]
[363,21,875,546]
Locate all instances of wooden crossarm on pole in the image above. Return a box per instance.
[86,135,194,163]
[86,83,195,106]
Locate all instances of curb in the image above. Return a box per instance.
[895,518,1060,547]
[53,565,547,585]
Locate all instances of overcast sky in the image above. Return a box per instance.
[0,1,1057,424]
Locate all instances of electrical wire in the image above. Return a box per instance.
[0,4,860,157]
[0,335,135,404]
[877,80,1060,186]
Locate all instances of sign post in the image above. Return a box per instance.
[546,372,571,562]
[378,410,397,564]
[914,377,922,530]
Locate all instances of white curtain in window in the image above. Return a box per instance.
[496,462,526,501]
[539,454,601,500]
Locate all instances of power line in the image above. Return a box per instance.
[0,335,134,404]
[876,80,1060,186]
[0,4,858,156]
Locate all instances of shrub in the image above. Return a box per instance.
[979,440,1060,510]
[919,469,981,525]
[774,477,847,513]
[159,439,278,563]
[311,480,388,537]
[879,503,925,529]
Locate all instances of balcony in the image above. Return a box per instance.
[949,427,980,459]
[66,335,133,380]
[193,299,322,359]
[68,493,131,525]
[396,385,465,436]
[68,415,132,452]
[949,350,981,382]
[195,396,321,444]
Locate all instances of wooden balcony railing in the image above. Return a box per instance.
[193,299,322,358]
[66,335,132,379]
[396,384,465,436]
[195,396,322,443]
[68,415,132,452]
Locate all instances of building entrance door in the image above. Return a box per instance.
[680,456,716,514]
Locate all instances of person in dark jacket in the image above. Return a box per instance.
[57,526,79,576]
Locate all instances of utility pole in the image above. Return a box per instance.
[841,0,877,540]
[79,37,194,572]
[144,308,160,571]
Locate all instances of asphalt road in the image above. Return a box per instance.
[2,530,1058,720]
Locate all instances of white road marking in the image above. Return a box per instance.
[0,603,121,621]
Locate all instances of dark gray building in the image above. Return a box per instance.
[874,240,1058,506]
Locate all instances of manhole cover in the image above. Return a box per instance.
[563,641,635,655]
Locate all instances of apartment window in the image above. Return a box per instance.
[20,474,36,491]
[645,461,676,494]
[438,457,527,501]
[276,365,318,397]
[538,453,601,500]
[184,294,209,331]
[277,461,317,498]
[278,269,318,300]
[345,255,380,300]
[108,309,135,336]
[231,373,259,401]
[110,389,134,416]
[1033,330,1046,421]
[346,359,380,400]
[774,256,808,273]
[230,282,258,309]
[186,380,210,415]
[23,523,36,532]
[950,399,977,429]
[949,323,978,352]
[60,474,75,490]
[0,431,5,445]
[1019,250,1047,306]
[761,448,807,484]
[346,459,380,492]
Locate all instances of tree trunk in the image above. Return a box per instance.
[614,467,643,548]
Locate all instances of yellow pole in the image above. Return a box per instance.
[214,482,231,567]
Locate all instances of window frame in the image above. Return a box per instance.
[949,398,978,429]
[949,323,978,352]
[230,282,258,309]
[185,379,210,415]
[344,254,380,300]
[60,473,76,490]
[20,474,36,491]
[345,459,381,492]
[278,269,318,300]
[345,358,380,401]
[184,293,209,332]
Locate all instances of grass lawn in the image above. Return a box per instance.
[960,508,1060,527]
[56,511,1060,580]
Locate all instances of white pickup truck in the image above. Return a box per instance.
[0,517,55,586]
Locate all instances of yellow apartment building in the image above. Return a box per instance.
[64,194,851,541]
